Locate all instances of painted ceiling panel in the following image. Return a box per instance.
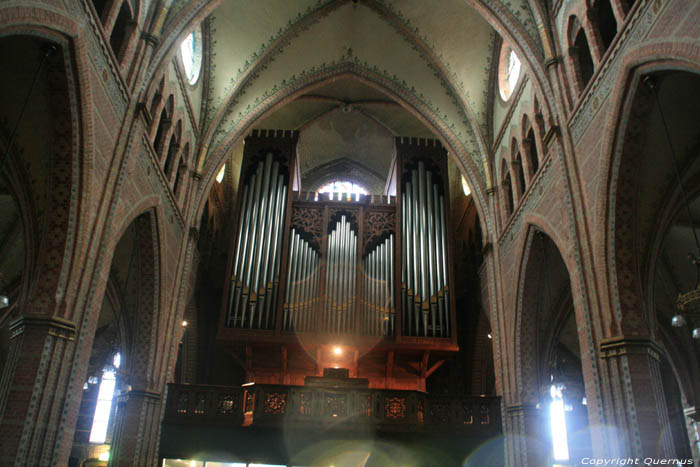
[207,1,488,182]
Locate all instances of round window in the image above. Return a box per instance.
[498,43,521,101]
[180,27,203,85]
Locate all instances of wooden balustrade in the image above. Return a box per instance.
[164,383,501,436]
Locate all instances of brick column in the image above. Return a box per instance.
[504,404,549,467]
[109,389,163,466]
[0,315,78,466]
[598,337,675,458]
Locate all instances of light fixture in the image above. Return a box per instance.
[0,295,8,309]
[671,314,687,327]
[182,320,188,327]
[98,451,110,461]
[644,76,700,342]
[487,333,492,339]
[332,346,342,356]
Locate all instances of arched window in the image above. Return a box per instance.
[514,152,526,198]
[619,0,637,16]
[461,175,471,196]
[216,164,226,184]
[110,1,133,62]
[498,43,522,101]
[164,120,181,174]
[91,0,109,19]
[149,76,165,118]
[153,95,173,154]
[174,142,190,197]
[180,27,203,85]
[569,17,595,92]
[502,164,514,217]
[523,115,540,178]
[318,180,369,201]
[89,352,121,444]
[592,0,618,52]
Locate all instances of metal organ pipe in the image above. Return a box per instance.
[401,163,450,337]
[322,215,357,334]
[229,175,252,327]
[401,195,409,335]
[255,163,281,327]
[282,230,320,332]
[240,157,269,323]
[360,233,394,337]
[265,178,287,328]
[228,153,291,330]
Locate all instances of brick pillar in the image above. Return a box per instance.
[598,337,675,458]
[504,404,549,467]
[109,389,162,466]
[0,315,78,466]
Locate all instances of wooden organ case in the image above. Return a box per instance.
[218,131,459,392]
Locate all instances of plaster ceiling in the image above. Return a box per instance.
[256,77,433,193]
[201,0,506,186]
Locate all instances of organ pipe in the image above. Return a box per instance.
[283,229,320,332]
[323,215,357,334]
[362,234,394,336]
[228,153,287,329]
[401,161,449,337]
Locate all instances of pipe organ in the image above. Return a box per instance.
[220,131,458,391]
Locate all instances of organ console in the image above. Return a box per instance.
[218,130,458,391]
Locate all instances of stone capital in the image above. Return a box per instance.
[9,315,77,341]
[599,336,662,361]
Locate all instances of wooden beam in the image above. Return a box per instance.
[229,348,246,370]
[245,344,253,381]
[281,345,288,385]
[386,350,394,389]
[315,346,322,375]
[420,351,430,380]
[425,359,446,378]
[352,349,359,378]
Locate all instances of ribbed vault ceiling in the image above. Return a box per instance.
[197,0,523,190]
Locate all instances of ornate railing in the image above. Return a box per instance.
[164,383,501,436]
